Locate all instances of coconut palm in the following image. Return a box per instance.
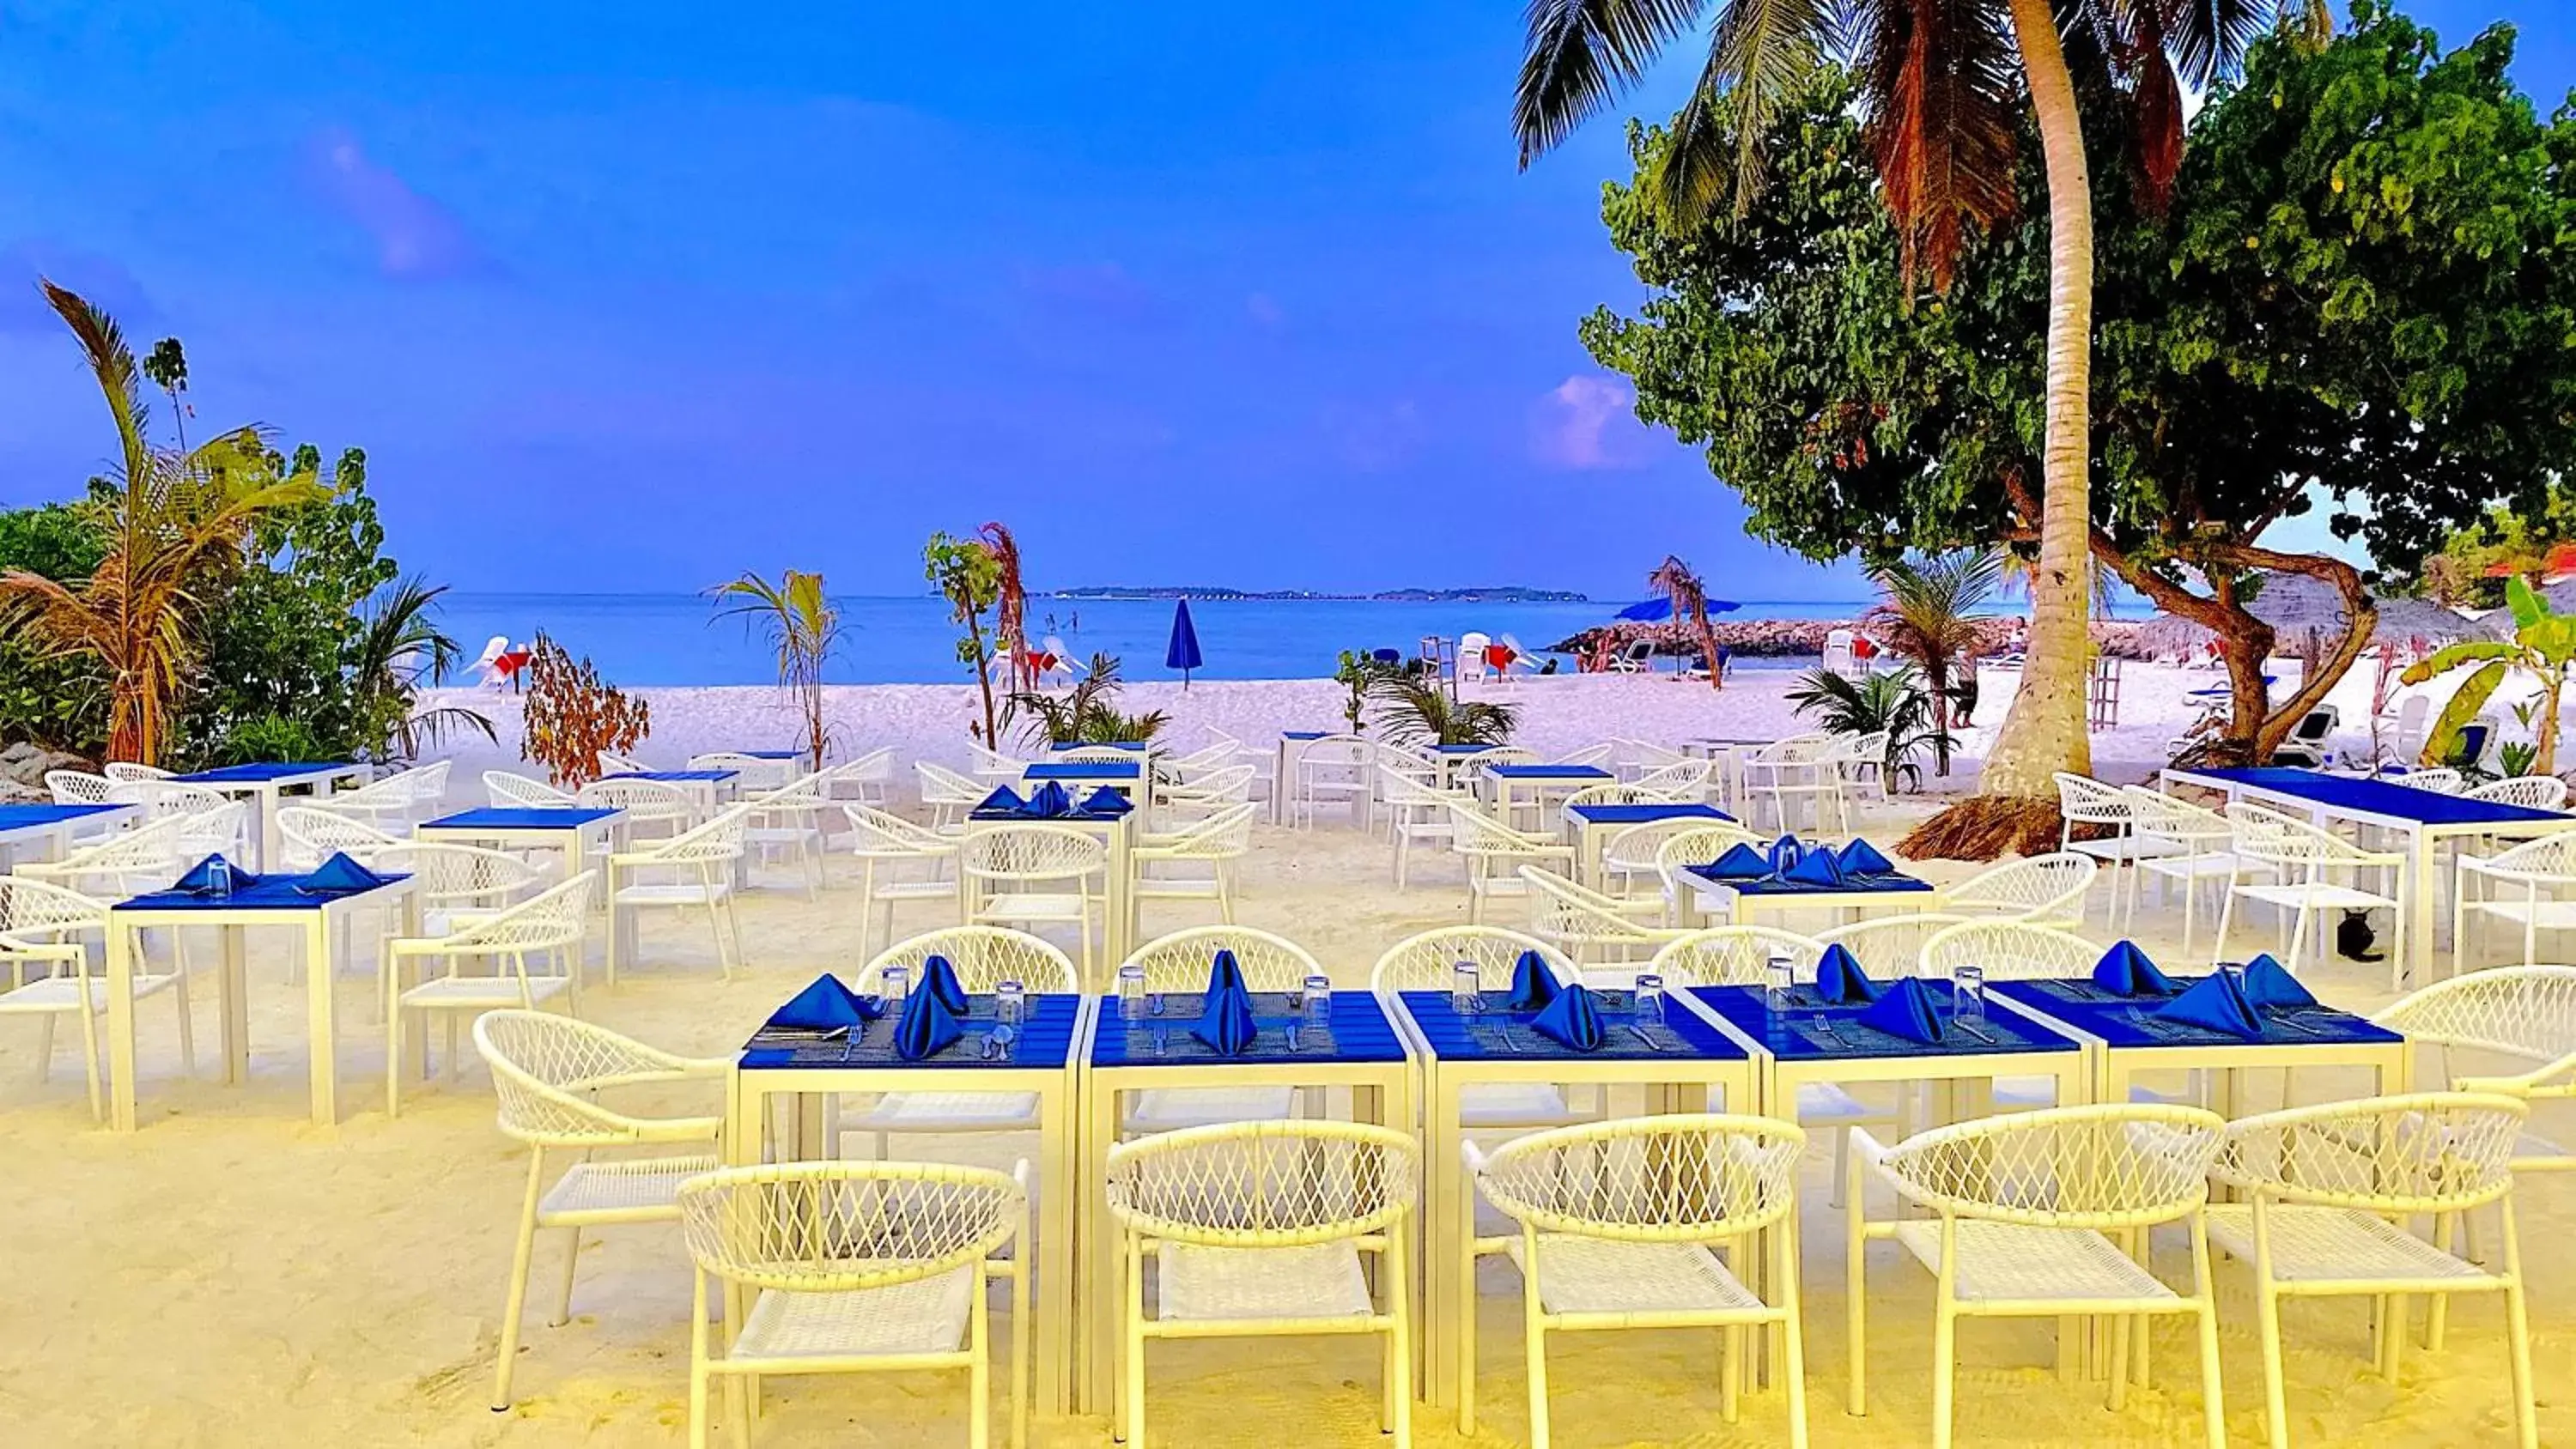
[1647,554,1726,690]
[1515,0,2317,803]
[1367,674,1518,748]
[354,576,495,761]
[1864,549,2001,775]
[1010,653,1169,746]
[1784,664,1949,791]
[709,568,841,769]
[0,282,328,765]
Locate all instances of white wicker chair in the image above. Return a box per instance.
[1741,733,1842,834]
[2120,786,2239,949]
[1601,817,1758,908]
[17,811,197,895]
[917,761,990,833]
[1607,737,1688,781]
[275,805,403,872]
[2215,803,2408,988]
[1941,851,2097,928]
[2206,1093,2536,1449]
[1465,1115,1809,1446]
[398,758,453,813]
[605,808,750,984]
[1130,802,1255,929]
[0,876,190,1119]
[2467,776,2570,810]
[1377,764,1461,888]
[2053,773,2178,931]
[41,769,125,845]
[1559,782,1691,814]
[677,1160,1030,1449]
[1849,1104,2232,1449]
[383,872,595,1114]
[740,771,830,899]
[472,1009,728,1410]
[1918,919,2103,981]
[100,761,171,784]
[1651,822,1771,925]
[1832,729,1892,808]
[2374,967,2576,1189]
[962,824,1106,983]
[596,750,653,777]
[110,778,230,827]
[2395,767,2465,795]
[836,927,1081,1158]
[485,770,575,808]
[1370,927,1588,1129]
[1292,736,1374,829]
[1156,763,1256,830]
[965,740,1029,782]
[1448,803,1574,924]
[306,771,420,830]
[823,743,895,805]
[689,749,794,791]
[168,798,248,866]
[369,841,549,937]
[1811,912,1973,979]
[1518,865,1691,970]
[1631,756,1716,798]
[1103,1120,1417,1449]
[2452,832,2576,973]
[1112,926,1321,1136]
[831,805,962,954]
[578,775,696,841]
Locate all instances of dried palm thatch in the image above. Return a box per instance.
[1899,794,2065,861]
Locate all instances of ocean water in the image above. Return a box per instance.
[428,592,2149,687]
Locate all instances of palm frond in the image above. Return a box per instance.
[1516,0,1709,166]
[1366,675,1520,747]
[1853,0,2023,289]
[1685,0,1839,218]
[39,278,151,489]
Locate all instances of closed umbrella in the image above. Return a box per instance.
[1165,598,1204,688]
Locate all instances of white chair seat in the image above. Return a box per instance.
[1121,1086,1298,1136]
[2464,900,2576,929]
[397,976,574,1011]
[615,882,732,906]
[848,1090,1042,1132]
[1460,1082,1581,1128]
[2140,852,2239,882]
[732,1268,976,1360]
[2235,882,2396,910]
[538,1154,720,1221]
[863,878,958,901]
[1893,1220,2178,1304]
[2204,1205,2493,1285]
[976,891,1086,919]
[1155,1240,1373,1323]
[1504,1235,1760,1315]
[0,970,181,1012]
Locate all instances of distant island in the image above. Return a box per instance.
[1047,585,1589,603]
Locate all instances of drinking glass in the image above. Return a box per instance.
[994,979,1028,1027]
[1953,965,1987,1023]
[1450,960,1483,1017]
[208,856,234,898]
[1764,953,1796,1016]
[878,965,910,1018]
[1116,964,1148,1026]
[1633,972,1667,1029]
[1302,973,1333,1039]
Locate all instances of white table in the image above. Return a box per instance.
[1563,801,1735,886]
[1273,732,1330,825]
[173,761,371,870]
[1989,977,2411,1113]
[1483,762,1613,830]
[0,802,135,870]
[1020,759,1149,836]
[101,871,417,1131]
[1676,870,1942,931]
[417,806,627,914]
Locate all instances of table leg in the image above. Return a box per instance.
[305,913,337,1125]
[222,925,250,1086]
[1428,1067,1465,1412]
[1078,1076,1121,1415]
[106,919,139,1133]
[2407,828,2434,990]
[258,784,282,872]
[1039,1078,1078,1416]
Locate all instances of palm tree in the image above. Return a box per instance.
[1009,654,1170,746]
[708,568,842,769]
[1368,674,1519,747]
[1863,549,2001,776]
[979,522,1036,693]
[1647,554,1725,689]
[0,282,327,764]
[1515,0,2312,803]
[1783,664,1948,791]
[354,576,495,761]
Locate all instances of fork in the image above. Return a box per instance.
[1810,1013,1849,1049]
[1625,1024,1668,1052]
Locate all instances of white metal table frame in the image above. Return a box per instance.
[100,875,420,1132]
[1483,764,1613,832]
[177,762,371,871]
[2160,765,2576,982]
[1073,997,1416,1415]
[416,808,629,919]
[0,802,137,870]
[961,812,1133,986]
[724,993,1095,1416]
[1564,803,1735,888]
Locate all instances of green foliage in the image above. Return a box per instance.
[2403,577,2576,772]
[1334,650,1405,734]
[203,715,326,767]
[1863,549,2001,775]
[0,504,110,753]
[925,530,1006,744]
[1009,655,1169,746]
[1366,675,1516,748]
[2424,488,2576,609]
[710,568,840,768]
[1783,664,1950,791]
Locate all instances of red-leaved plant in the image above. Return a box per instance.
[519,632,649,786]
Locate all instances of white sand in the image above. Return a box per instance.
[0,669,2543,1448]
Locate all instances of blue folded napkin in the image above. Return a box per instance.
[1192,979,1259,1054]
[173,853,258,895]
[770,973,871,1032]
[895,986,965,1059]
[2091,941,2178,997]
[1837,839,1896,876]
[1078,787,1133,817]
[1782,849,1846,888]
[1531,982,1607,1051]
[1856,977,1947,1045]
[1766,835,1806,875]
[1707,842,1772,879]
[1026,780,1074,817]
[297,851,386,895]
[1205,948,1248,997]
[976,786,1026,815]
[2238,954,2318,1009]
[2154,970,2265,1039]
[1504,949,1561,1011]
[917,953,971,1014]
[1814,943,1882,1004]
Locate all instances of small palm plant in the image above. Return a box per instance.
[709,568,841,769]
[1863,549,2001,776]
[2403,576,2576,774]
[1367,675,1517,748]
[354,576,494,761]
[1011,654,1169,747]
[1784,664,1949,792]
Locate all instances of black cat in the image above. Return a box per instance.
[2336,909,2383,962]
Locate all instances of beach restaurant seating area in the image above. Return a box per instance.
[4,732,2573,1448]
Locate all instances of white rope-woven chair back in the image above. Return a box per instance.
[473,1009,721,1148]
[1519,866,1662,948]
[1156,803,1256,857]
[2479,831,2576,881]
[833,745,895,780]
[1370,926,1571,991]
[1168,740,1240,773]
[0,876,108,941]
[1445,803,1546,856]
[276,807,401,869]
[101,761,170,783]
[596,751,652,776]
[2054,772,2136,825]
[577,777,693,822]
[1121,925,1319,992]
[1630,758,1715,793]
[862,926,1078,994]
[1877,1103,2227,1228]
[1104,1119,1418,1248]
[44,770,113,806]
[1376,766,1453,807]
[1479,1113,1804,1242]
[398,760,453,804]
[1921,920,2105,982]
[679,1161,1023,1294]
[641,807,750,864]
[961,822,1105,880]
[1562,783,1691,812]
[1461,745,1538,770]
[1604,818,1756,876]
[484,771,573,807]
[1652,823,1771,900]
[2469,776,2571,810]
[2375,967,2576,1070]
[41,812,189,875]
[966,742,1028,773]
[2397,767,2465,796]
[1747,733,1832,765]
[110,779,228,821]
[372,842,544,907]
[1557,743,1616,767]
[2120,785,2231,840]
[1648,926,1824,986]
[1610,737,1687,771]
[2213,1093,2526,1213]
[1171,762,1258,798]
[1947,852,2098,919]
[689,752,773,773]
[322,773,413,809]
[432,871,594,954]
[2226,802,2369,870]
[170,802,247,861]
[914,761,987,802]
[1300,737,1372,767]
[838,803,953,854]
[746,773,831,813]
[1813,912,1973,979]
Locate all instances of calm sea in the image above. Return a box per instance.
[430,593,2151,687]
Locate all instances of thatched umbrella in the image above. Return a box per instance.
[2128,573,2500,660]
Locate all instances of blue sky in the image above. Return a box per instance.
[0,2,2566,601]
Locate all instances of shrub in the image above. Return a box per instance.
[520,633,651,786]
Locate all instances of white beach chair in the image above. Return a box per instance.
[383,871,594,1115]
[0,877,190,1120]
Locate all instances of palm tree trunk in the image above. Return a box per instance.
[1977,0,2096,797]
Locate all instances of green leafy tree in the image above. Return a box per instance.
[709,569,841,769]
[351,577,490,761]
[924,531,1005,746]
[2403,576,2576,775]
[1784,664,1949,791]
[2425,490,2576,609]
[0,503,111,753]
[1583,8,2576,771]
[1009,654,1169,747]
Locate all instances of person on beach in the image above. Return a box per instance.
[1953,645,1981,726]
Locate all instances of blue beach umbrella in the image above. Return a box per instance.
[1615,595,1741,622]
[1166,597,1204,688]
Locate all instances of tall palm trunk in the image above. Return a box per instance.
[1977,0,2096,796]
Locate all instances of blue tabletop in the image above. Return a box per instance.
[1694,984,2081,1061]
[1990,978,2403,1049]
[426,807,623,831]
[176,761,355,784]
[0,803,125,832]
[1283,731,1330,742]
[1687,865,1936,897]
[1025,760,1143,781]
[2182,767,2573,827]
[740,993,1079,1071]
[1048,740,1147,752]
[1567,803,1735,828]
[119,870,410,912]
[1092,991,1406,1066]
[1489,763,1615,779]
[1400,990,1745,1062]
[1432,743,1495,755]
[605,769,738,783]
